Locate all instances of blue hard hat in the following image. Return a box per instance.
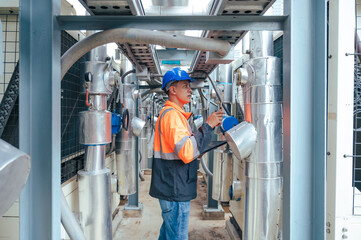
[161,67,194,91]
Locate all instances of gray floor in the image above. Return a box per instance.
[114,173,232,240]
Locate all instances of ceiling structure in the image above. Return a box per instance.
[79,0,276,84]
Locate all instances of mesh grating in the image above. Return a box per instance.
[60,31,87,183]
[0,12,19,147]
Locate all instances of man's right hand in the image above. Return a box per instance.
[206,110,223,128]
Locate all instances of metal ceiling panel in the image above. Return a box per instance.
[82,0,161,80]
[80,0,277,82]
[190,0,276,79]
[85,0,133,15]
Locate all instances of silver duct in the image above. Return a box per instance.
[77,45,117,240]
[139,98,149,170]
[61,28,232,80]
[61,191,86,240]
[249,31,274,59]
[240,31,283,239]
[212,64,234,202]
[0,139,31,217]
[116,58,137,195]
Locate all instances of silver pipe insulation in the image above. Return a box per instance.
[85,145,105,171]
[61,46,113,240]
[77,46,113,240]
[121,69,136,83]
[61,191,86,240]
[200,156,213,178]
[61,28,232,79]
[241,31,283,240]
[140,87,163,98]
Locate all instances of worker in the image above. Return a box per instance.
[149,67,223,240]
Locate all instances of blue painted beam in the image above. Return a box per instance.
[57,15,287,31]
[19,0,61,239]
[283,0,327,239]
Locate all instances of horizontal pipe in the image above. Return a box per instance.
[61,28,232,79]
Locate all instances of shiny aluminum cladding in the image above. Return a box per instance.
[241,56,283,240]
[79,61,119,145]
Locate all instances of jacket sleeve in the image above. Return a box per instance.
[162,112,210,164]
[192,123,213,154]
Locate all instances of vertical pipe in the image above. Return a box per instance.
[241,44,282,239]
[116,61,137,195]
[139,96,148,170]
[249,31,274,58]
[207,103,219,209]
[128,72,140,206]
[85,145,105,171]
[77,44,112,240]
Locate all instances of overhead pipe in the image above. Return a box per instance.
[140,87,163,98]
[61,28,232,79]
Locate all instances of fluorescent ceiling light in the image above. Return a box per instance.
[142,0,212,16]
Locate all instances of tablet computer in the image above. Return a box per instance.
[200,140,227,155]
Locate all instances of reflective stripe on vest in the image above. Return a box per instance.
[154,107,200,161]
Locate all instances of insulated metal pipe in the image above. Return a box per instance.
[241,43,283,239]
[139,101,148,170]
[61,28,232,79]
[116,60,137,195]
[249,31,274,59]
[61,191,86,240]
[76,44,114,240]
[85,145,105,171]
[116,82,137,195]
[200,156,213,178]
[78,169,112,240]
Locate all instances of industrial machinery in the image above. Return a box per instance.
[51,1,283,237]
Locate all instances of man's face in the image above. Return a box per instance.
[170,80,192,104]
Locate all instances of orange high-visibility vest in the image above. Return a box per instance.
[153,100,200,163]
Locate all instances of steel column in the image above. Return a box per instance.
[19,0,61,239]
[57,15,287,31]
[283,0,327,239]
[313,1,327,239]
[326,0,355,239]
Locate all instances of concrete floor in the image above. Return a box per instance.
[114,172,232,240]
